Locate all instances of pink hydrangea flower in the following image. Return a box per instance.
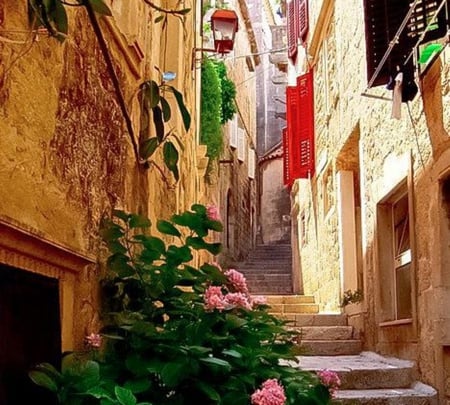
[251,295,267,307]
[251,379,286,405]
[225,269,249,294]
[204,286,226,311]
[85,333,102,348]
[224,292,252,310]
[206,204,221,221]
[317,369,341,398]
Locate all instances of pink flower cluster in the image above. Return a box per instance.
[85,333,102,348]
[317,369,341,398]
[203,267,268,312]
[206,204,221,221]
[225,269,249,294]
[204,286,251,311]
[251,379,286,405]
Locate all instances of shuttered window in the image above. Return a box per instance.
[283,70,315,184]
[363,0,449,87]
[297,0,309,43]
[287,0,297,61]
[296,70,315,178]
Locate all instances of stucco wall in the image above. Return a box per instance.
[0,0,200,349]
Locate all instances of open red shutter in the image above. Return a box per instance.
[296,70,315,178]
[282,127,291,186]
[287,0,297,61]
[286,86,301,180]
[297,0,309,43]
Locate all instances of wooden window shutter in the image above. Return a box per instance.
[297,0,309,43]
[286,85,300,180]
[363,0,413,87]
[287,0,297,61]
[296,70,315,178]
[282,127,291,186]
[408,0,449,43]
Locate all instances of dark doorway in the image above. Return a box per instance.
[0,265,61,404]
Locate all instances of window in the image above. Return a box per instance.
[237,128,246,162]
[377,184,413,322]
[363,0,449,87]
[248,148,256,179]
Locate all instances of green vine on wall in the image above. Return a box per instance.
[200,58,236,159]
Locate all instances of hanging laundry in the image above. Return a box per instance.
[391,70,403,120]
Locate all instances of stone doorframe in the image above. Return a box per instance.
[0,219,95,351]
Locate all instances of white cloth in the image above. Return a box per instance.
[391,72,403,120]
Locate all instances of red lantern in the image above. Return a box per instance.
[210,9,239,54]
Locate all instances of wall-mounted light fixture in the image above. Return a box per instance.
[192,9,239,68]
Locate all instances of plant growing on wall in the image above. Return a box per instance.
[30,204,337,404]
[200,58,223,159]
[213,61,237,125]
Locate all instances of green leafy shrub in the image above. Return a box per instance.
[200,59,223,158]
[30,204,334,404]
[213,61,237,125]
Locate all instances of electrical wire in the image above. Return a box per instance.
[406,101,427,172]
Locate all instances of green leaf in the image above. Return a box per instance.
[141,236,166,254]
[88,0,112,15]
[139,137,159,160]
[129,214,151,228]
[222,349,242,358]
[154,15,165,23]
[152,106,165,142]
[166,85,191,131]
[199,357,231,371]
[204,242,222,255]
[113,210,130,222]
[161,362,186,387]
[160,97,171,122]
[186,236,207,250]
[143,80,160,108]
[86,386,113,400]
[115,386,137,405]
[29,370,58,392]
[107,253,135,277]
[177,8,191,15]
[100,223,124,242]
[196,381,220,401]
[124,379,151,394]
[157,220,181,237]
[52,0,68,41]
[225,314,248,329]
[163,141,179,181]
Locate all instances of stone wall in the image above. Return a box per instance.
[292,0,450,398]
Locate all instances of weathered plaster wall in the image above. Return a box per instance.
[0,0,200,349]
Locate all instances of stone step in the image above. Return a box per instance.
[269,303,320,315]
[265,295,315,304]
[248,286,293,294]
[294,314,348,327]
[244,274,292,281]
[292,326,354,340]
[238,264,292,270]
[333,383,438,405]
[299,339,362,356]
[298,353,415,390]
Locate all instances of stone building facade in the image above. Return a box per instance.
[289,0,450,401]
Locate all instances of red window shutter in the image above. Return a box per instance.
[287,0,297,61]
[286,85,301,180]
[297,0,309,43]
[296,70,315,178]
[282,127,291,186]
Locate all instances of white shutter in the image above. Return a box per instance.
[237,128,246,162]
[230,116,238,149]
[248,148,256,179]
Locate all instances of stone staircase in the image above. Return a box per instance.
[298,353,438,404]
[235,244,293,294]
[264,296,438,404]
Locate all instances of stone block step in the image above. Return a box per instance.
[265,295,315,304]
[239,264,292,270]
[333,383,438,405]
[294,314,347,327]
[298,353,415,390]
[292,326,354,340]
[299,339,362,356]
[244,274,292,281]
[269,304,319,315]
[248,286,293,294]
